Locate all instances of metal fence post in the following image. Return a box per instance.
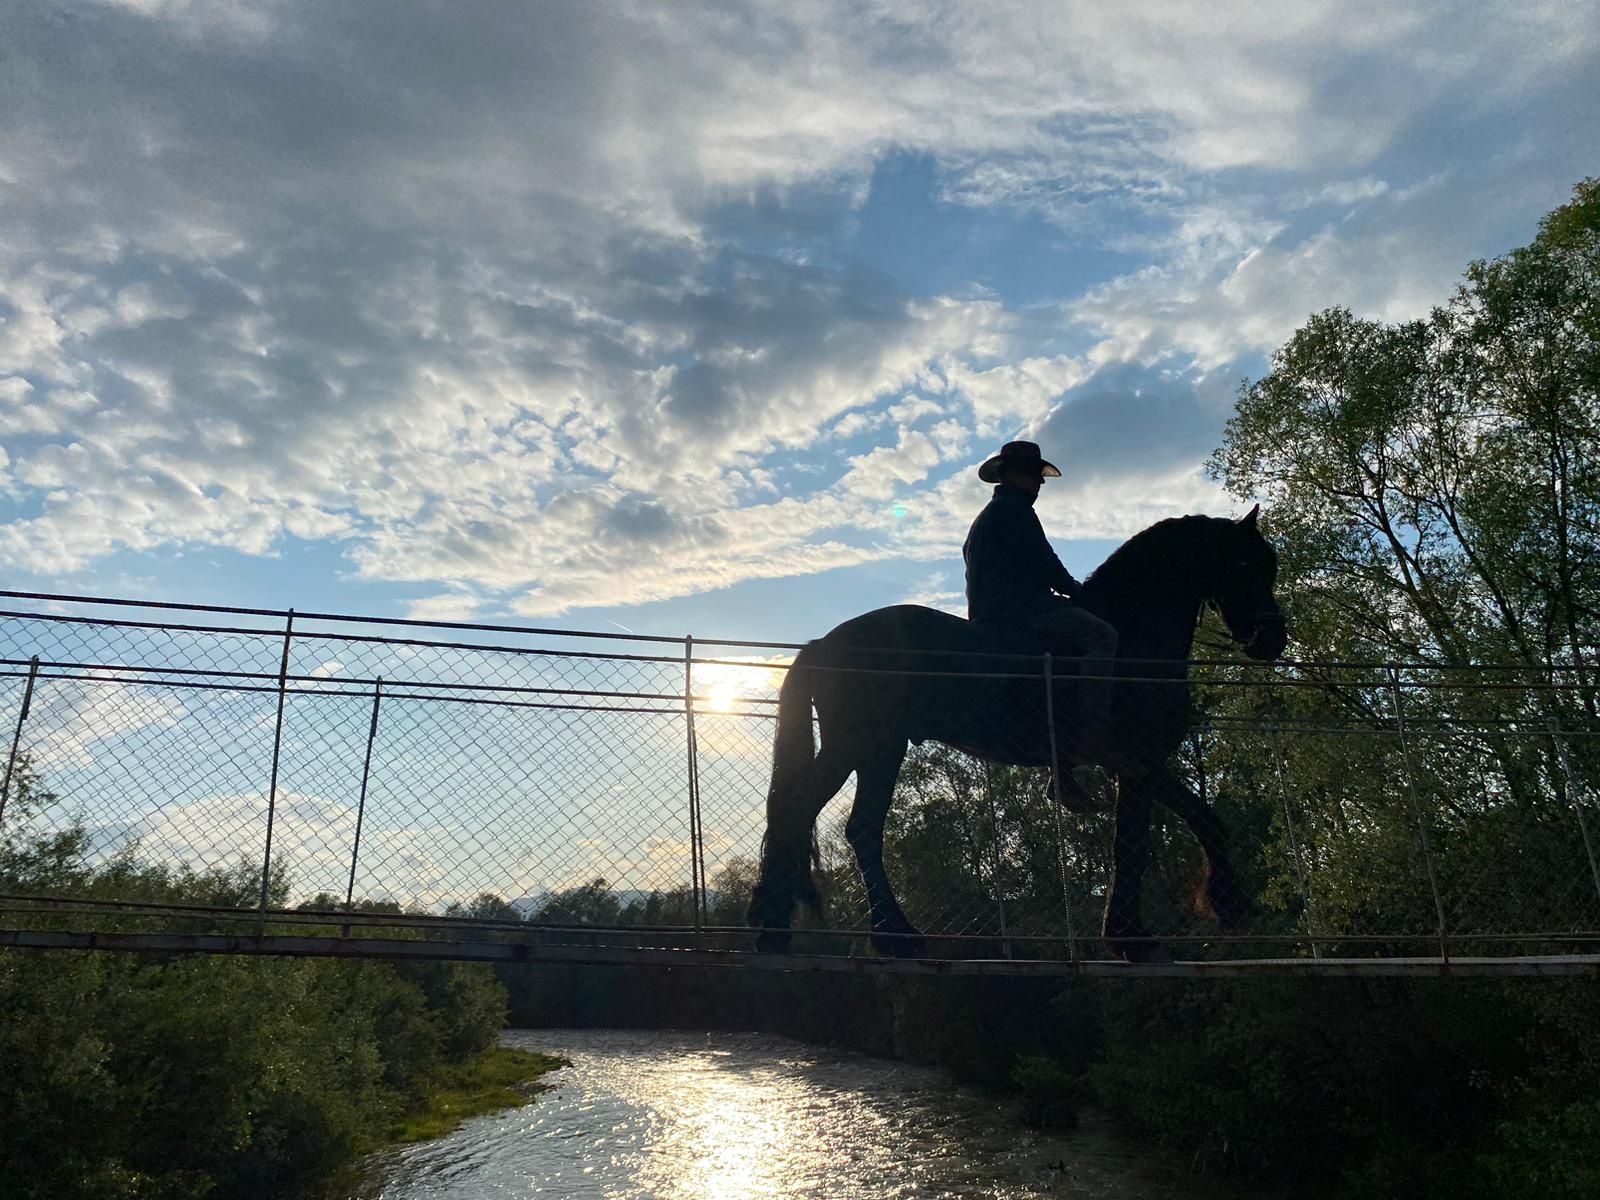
[1386,665,1449,963]
[981,762,1014,960]
[1042,652,1079,963]
[0,656,41,831]
[1269,722,1321,958]
[343,677,383,936]
[259,611,295,926]
[683,636,706,935]
[1545,712,1600,913]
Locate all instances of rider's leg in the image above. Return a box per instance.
[1026,603,1128,772]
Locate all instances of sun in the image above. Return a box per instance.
[693,657,789,714]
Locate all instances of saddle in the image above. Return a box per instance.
[955,619,1083,678]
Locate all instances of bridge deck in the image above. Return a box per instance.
[6,928,1599,977]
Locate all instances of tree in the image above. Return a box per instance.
[1210,178,1600,686]
[0,758,514,1200]
[532,877,622,926]
[445,891,525,922]
[1205,178,1600,946]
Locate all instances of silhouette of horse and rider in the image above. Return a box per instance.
[748,441,1287,963]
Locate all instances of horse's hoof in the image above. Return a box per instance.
[871,930,928,958]
[754,930,792,954]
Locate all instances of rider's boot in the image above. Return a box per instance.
[1055,761,1121,812]
[1049,761,1096,813]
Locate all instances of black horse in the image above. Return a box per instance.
[747,507,1287,962]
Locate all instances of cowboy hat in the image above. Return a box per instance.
[977,440,1061,484]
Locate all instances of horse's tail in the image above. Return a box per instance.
[748,646,822,946]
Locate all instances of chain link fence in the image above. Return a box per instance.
[2,593,1597,963]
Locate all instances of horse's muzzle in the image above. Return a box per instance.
[1242,613,1287,661]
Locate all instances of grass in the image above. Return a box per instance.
[389,1046,570,1144]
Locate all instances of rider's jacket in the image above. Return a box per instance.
[962,483,1084,624]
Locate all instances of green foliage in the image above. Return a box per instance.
[446,891,524,922]
[1085,977,1600,1199]
[883,748,1100,941]
[533,877,623,926]
[388,1046,567,1144]
[1209,177,1600,682]
[1187,178,1600,947]
[1009,1054,1087,1129]
[0,767,519,1200]
[1068,176,1600,1196]
[1469,978,1600,1200]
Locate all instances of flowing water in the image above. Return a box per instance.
[352,1028,1221,1198]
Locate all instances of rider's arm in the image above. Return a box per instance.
[1024,506,1085,600]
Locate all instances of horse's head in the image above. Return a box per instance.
[1209,505,1287,661]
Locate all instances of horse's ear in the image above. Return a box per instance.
[1238,504,1260,528]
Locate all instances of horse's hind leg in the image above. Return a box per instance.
[752,741,854,953]
[845,741,925,958]
[1146,765,1249,930]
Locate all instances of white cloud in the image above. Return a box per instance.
[945,355,1089,433]
[886,394,945,425]
[900,572,965,616]
[839,426,947,501]
[27,672,187,771]
[1036,465,1232,544]
[0,0,1594,617]
[406,591,483,625]
[1069,208,1472,371]
[119,789,463,906]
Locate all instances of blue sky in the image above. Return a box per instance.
[2,1,1598,645]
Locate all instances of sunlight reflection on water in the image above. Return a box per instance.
[356,1029,1207,1199]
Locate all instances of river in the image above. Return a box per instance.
[352,1028,1224,1199]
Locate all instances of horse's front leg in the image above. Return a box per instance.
[845,742,925,958]
[1144,764,1250,931]
[1102,772,1171,963]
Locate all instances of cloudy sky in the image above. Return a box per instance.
[3,0,1597,643]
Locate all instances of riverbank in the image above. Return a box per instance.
[387,1046,569,1144]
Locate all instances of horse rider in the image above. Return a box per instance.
[962,441,1131,776]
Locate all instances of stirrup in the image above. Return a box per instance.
[1051,763,1110,813]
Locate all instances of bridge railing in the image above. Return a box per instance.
[1,591,1597,965]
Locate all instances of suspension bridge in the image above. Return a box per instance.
[2,591,1597,977]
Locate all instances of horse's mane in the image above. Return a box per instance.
[1083,514,1220,601]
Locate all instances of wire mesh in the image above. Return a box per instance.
[2,594,1598,962]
